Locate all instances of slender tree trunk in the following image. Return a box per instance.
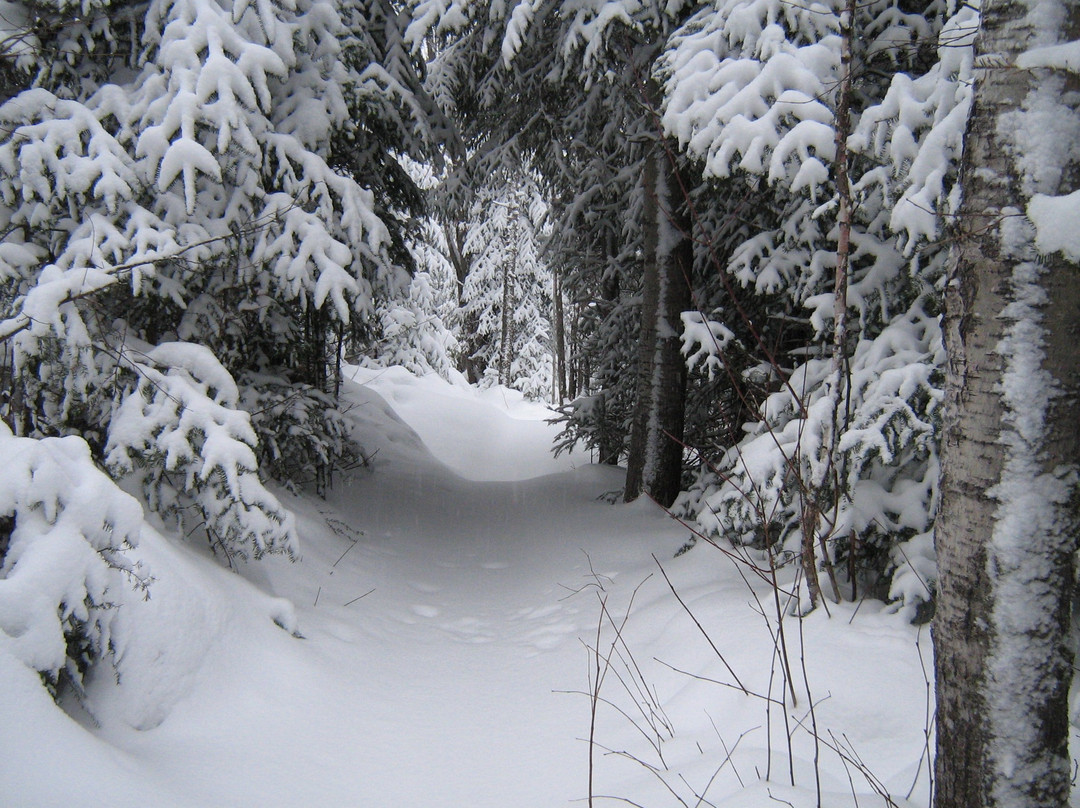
[499,257,511,386]
[596,232,623,465]
[625,148,660,502]
[568,307,580,400]
[934,2,1080,806]
[625,138,693,507]
[444,219,483,382]
[830,0,854,603]
[553,268,567,403]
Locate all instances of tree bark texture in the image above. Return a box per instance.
[624,144,693,508]
[934,2,1080,806]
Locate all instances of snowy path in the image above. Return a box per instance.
[2,367,937,808]
[267,367,692,806]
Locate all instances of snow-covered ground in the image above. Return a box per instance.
[1,366,934,807]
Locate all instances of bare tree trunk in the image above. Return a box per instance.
[499,257,511,387]
[799,0,854,612]
[568,307,580,400]
[625,137,692,508]
[594,232,623,465]
[444,219,483,382]
[934,2,1080,806]
[830,0,854,602]
[553,267,567,403]
[624,148,660,502]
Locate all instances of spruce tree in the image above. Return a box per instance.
[0,0,443,555]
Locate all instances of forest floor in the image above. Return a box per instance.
[3,366,942,807]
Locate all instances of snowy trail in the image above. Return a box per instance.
[2,366,937,808]
[264,367,691,807]
[81,365,690,808]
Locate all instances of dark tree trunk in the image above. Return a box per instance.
[444,219,483,382]
[595,232,623,466]
[553,268,567,403]
[624,141,693,508]
[499,258,511,386]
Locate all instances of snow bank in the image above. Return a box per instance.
[346,363,587,480]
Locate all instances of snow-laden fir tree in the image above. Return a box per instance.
[365,160,462,380]
[0,0,444,555]
[460,169,554,398]
[368,221,461,379]
[663,0,976,609]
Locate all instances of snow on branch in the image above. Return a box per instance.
[680,310,735,379]
[105,342,299,561]
[850,4,978,252]
[0,424,147,693]
[661,0,843,194]
[1016,40,1080,73]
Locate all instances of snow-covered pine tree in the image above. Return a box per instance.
[459,168,554,397]
[360,156,462,380]
[370,255,461,379]
[663,0,973,608]
[0,0,445,554]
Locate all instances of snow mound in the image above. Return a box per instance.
[346,364,586,481]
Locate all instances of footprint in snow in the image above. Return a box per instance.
[439,617,497,644]
[521,621,579,652]
[521,604,561,620]
[409,580,441,594]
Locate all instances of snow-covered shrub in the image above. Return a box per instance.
[677,303,944,598]
[552,389,631,465]
[0,423,146,698]
[240,372,362,496]
[105,344,298,562]
[508,297,554,400]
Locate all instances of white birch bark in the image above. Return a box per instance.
[935,1,1080,805]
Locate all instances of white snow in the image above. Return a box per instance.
[348,364,578,481]
[1029,189,1080,261]
[1,365,936,807]
[1017,40,1080,72]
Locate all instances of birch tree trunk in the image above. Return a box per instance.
[934,1,1080,805]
